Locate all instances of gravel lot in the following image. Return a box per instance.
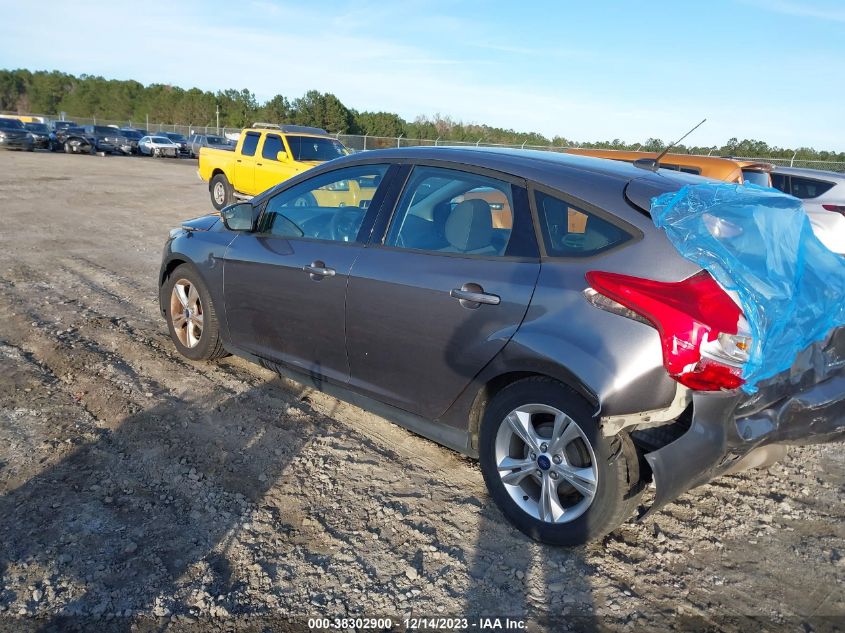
[0,150,842,632]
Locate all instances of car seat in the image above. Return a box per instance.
[443,199,498,255]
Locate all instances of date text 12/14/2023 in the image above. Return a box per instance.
[307,617,528,630]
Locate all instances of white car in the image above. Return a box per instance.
[772,166,845,254]
[138,135,180,158]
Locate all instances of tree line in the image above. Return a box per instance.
[1,68,842,162]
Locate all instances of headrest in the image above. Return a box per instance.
[445,199,493,252]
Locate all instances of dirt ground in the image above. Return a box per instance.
[0,150,842,632]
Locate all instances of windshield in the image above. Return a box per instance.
[53,121,75,130]
[0,118,25,130]
[166,133,186,142]
[284,135,347,161]
[24,123,49,133]
[151,137,171,143]
[67,127,86,134]
[120,130,143,139]
[206,136,228,144]
[742,169,771,187]
[94,126,117,135]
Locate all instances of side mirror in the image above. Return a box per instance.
[276,151,289,162]
[221,202,254,231]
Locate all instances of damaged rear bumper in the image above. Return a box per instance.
[643,328,845,515]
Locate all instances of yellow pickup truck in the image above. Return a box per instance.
[198,123,350,209]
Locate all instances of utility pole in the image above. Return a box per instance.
[146,113,149,130]
[216,105,220,134]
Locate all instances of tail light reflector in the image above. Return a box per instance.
[585,270,751,391]
[822,204,845,215]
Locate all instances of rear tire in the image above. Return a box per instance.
[210,173,234,210]
[162,264,227,362]
[479,377,643,546]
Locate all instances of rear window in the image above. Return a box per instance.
[0,118,24,129]
[659,163,701,175]
[789,176,835,200]
[284,135,346,161]
[742,169,770,187]
[241,132,260,157]
[534,191,631,257]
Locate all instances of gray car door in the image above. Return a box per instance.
[222,163,393,385]
[345,164,541,419]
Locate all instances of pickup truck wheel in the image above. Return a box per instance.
[479,377,643,546]
[210,174,234,210]
[163,265,227,362]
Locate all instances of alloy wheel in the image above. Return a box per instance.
[494,403,598,523]
[169,279,204,348]
[213,182,226,205]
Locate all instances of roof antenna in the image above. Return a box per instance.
[634,118,707,172]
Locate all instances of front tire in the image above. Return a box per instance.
[479,377,643,545]
[163,265,226,362]
[210,173,234,210]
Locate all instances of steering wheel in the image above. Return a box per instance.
[330,208,365,242]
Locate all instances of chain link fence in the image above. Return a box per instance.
[5,110,845,172]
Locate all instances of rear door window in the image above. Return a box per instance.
[383,166,536,257]
[241,132,260,157]
[534,190,631,257]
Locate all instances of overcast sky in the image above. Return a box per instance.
[1,0,843,150]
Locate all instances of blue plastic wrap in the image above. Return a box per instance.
[650,182,845,392]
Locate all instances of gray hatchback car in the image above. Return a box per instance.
[159,147,845,545]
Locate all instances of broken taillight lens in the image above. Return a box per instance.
[585,270,751,391]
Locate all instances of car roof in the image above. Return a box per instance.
[344,145,704,184]
[263,146,708,227]
[773,165,845,181]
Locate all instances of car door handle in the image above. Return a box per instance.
[236,159,242,163]
[303,262,336,278]
[450,284,500,306]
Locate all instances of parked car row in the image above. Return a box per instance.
[0,116,234,160]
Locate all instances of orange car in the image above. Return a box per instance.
[564,148,773,186]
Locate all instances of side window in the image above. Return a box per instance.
[789,176,835,200]
[770,173,788,193]
[535,191,631,257]
[241,132,260,157]
[384,166,517,256]
[262,134,284,160]
[259,164,389,242]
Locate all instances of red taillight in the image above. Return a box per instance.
[585,270,749,391]
[822,204,845,215]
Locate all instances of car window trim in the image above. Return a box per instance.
[253,162,399,245]
[368,159,536,259]
[527,181,644,260]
